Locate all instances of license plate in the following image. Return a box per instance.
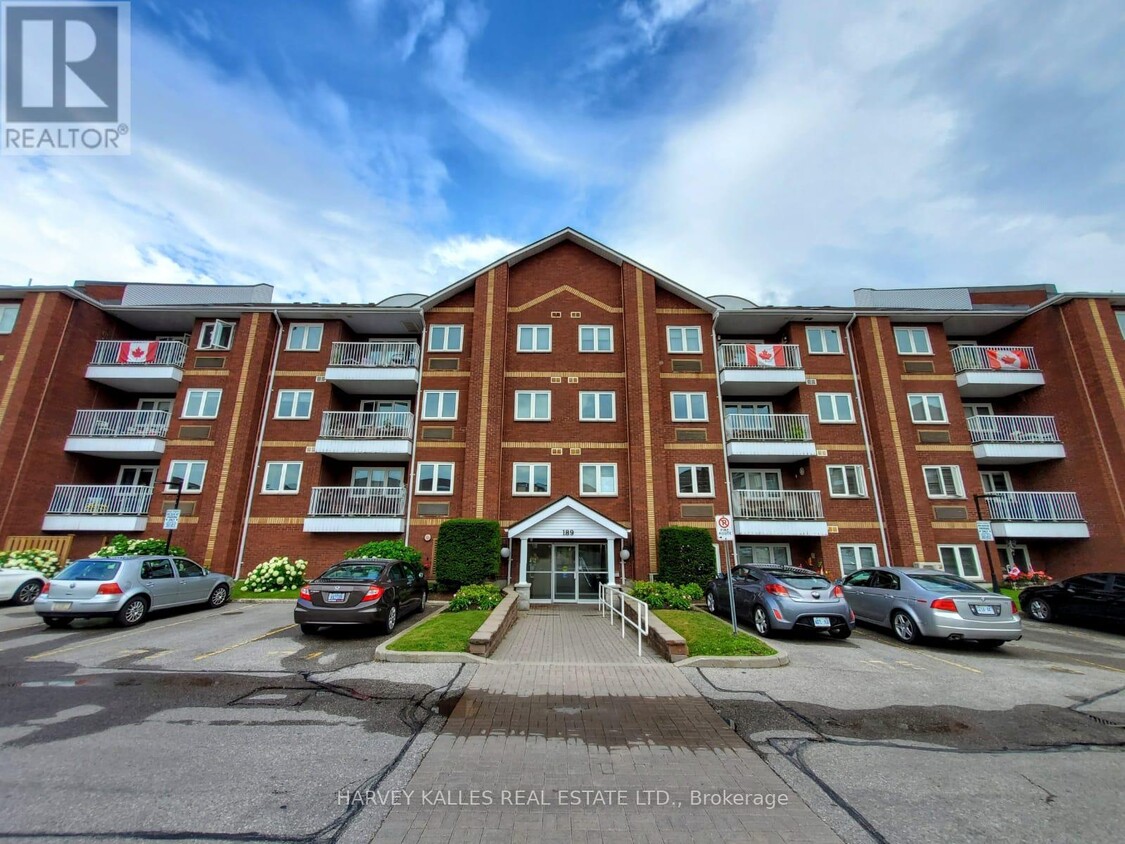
[325,592,347,603]
[51,602,72,611]
[813,616,831,628]
[972,604,998,616]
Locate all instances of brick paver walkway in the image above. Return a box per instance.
[372,607,841,844]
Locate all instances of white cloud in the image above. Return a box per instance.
[424,234,520,274]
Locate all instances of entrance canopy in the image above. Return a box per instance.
[507,496,629,541]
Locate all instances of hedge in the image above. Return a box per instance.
[344,539,421,563]
[657,526,716,589]
[92,535,186,558]
[433,519,501,588]
[630,581,703,610]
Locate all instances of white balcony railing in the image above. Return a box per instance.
[90,340,187,367]
[308,486,407,517]
[70,410,170,438]
[719,343,802,370]
[725,413,812,442]
[319,411,413,440]
[984,492,1084,522]
[952,345,1039,373]
[967,415,1059,444]
[47,485,153,516]
[733,489,824,520]
[328,341,420,368]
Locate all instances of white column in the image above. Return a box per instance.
[606,538,615,587]
[514,538,530,609]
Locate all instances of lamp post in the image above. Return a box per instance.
[619,548,630,586]
[163,478,184,556]
[500,545,511,584]
[973,493,1003,593]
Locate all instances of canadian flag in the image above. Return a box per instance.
[746,343,785,367]
[117,341,158,364]
[986,348,1029,371]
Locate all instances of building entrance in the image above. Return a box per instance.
[527,543,608,602]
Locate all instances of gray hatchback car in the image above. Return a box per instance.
[35,556,233,628]
[706,565,856,639]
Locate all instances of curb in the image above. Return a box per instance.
[234,598,296,603]
[676,649,790,669]
[374,603,491,664]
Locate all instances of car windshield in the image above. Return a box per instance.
[908,574,988,594]
[55,559,121,581]
[320,564,385,582]
[772,571,832,589]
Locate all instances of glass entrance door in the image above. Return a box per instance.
[553,546,577,602]
[527,542,610,601]
[577,544,607,600]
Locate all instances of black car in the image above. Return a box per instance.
[294,558,427,634]
[1020,573,1124,628]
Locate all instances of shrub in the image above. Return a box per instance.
[343,539,421,564]
[448,583,503,612]
[630,580,704,610]
[91,535,186,558]
[433,519,501,588]
[243,556,307,593]
[0,548,62,578]
[657,526,717,589]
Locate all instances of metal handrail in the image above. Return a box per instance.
[725,413,812,442]
[719,343,802,370]
[308,486,407,517]
[951,345,1039,373]
[328,341,420,368]
[90,339,187,367]
[598,582,649,657]
[319,411,414,439]
[70,410,170,438]
[47,485,153,516]
[983,492,1083,522]
[967,415,1059,444]
[733,489,824,520]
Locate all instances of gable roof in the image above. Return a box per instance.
[506,495,630,539]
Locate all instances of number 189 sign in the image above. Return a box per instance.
[715,514,734,542]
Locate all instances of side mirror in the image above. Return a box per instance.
[833,578,843,586]
[718,572,728,580]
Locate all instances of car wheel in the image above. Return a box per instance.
[116,596,148,627]
[752,605,773,638]
[1026,598,1053,623]
[975,640,1005,649]
[208,585,230,608]
[43,616,71,628]
[382,604,398,634]
[418,590,428,613]
[891,611,919,644]
[299,623,319,635]
[829,626,852,640]
[705,591,717,614]
[15,579,43,605]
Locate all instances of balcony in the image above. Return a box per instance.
[718,344,805,395]
[303,486,407,533]
[64,410,170,459]
[324,341,420,395]
[732,489,827,537]
[725,413,816,463]
[968,415,1065,465]
[85,340,187,393]
[42,484,152,532]
[314,411,414,460]
[983,492,1089,540]
[952,346,1044,398]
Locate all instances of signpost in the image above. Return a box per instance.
[976,520,994,542]
[163,478,184,555]
[972,495,1002,593]
[163,509,181,531]
[715,515,738,634]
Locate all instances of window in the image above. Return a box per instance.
[676,464,714,497]
[416,462,454,494]
[262,462,302,494]
[118,466,157,487]
[0,305,18,334]
[938,545,982,579]
[816,393,855,423]
[980,471,1012,494]
[894,326,931,355]
[141,559,175,580]
[730,469,781,491]
[963,403,993,418]
[923,465,964,498]
[138,398,174,414]
[168,460,207,493]
[671,392,708,422]
[351,467,404,488]
[429,324,463,352]
[667,326,703,354]
[1117,311,1125,339]
[908,393,948,423]
[275,389,314,419]
[175,559,206,578]
[513,463,550,495]
[514,391,551,421]
[421,390,458,420]
[838,544,878,576]
[580,464,618,496]
[198,320,235,350]
[806,327,842,355]
[286,324,322,351]
[737,545,791,566]
[827,465,867,497]
[579,325,613,352]
[182,389,221,419]
[579,391,616,421]
[516,325,551,352]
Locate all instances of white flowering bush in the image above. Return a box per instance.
[92,535,185,557]
[243,556,307,593]
[0,549,62,578]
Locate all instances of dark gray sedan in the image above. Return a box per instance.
[294,559,427,635]
[706,565,855,639]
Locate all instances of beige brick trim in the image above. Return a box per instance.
[901,374,956,381]
[474,271,496,517]
[915,444,972,452]
[505,371,626,379]
[247,516,305,526]
[183,370,230,377]
[501,441,628,449]
[509,284,622,314]
[662,443,723,450]
[0,293,44,432]
[261,441,315,448]
[167,439,216,447]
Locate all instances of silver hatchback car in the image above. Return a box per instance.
[841,567,1022,647]
[706,565,856,639]
[35,556,233,628]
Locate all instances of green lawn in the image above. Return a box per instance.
[232,580,301,601]
[655,609,778,657]
[386,609,490,652]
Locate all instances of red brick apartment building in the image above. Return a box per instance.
[1,229,1123,598]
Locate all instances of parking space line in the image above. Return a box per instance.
[1067,657,1125,674]
[192,624,296,661]
[305,651,323,660]
[28,614,214,661]
[852,629,982,674]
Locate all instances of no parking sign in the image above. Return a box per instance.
[715,514,734,542]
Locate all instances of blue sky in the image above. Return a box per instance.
[1,0,1123,305]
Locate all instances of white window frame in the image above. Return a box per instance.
[963,403,994,418]
[579,325,614,353]
[816,393,855,424]
[516,325,552,353]
[579,391,617,422]
[908,393,948,424]
[421,390,458,420]
[671,392,709,422]
[118,465,157,487]
[938,545,983,580]
[512,463,551,496]
[262,461,302,494]
[514,390,551,421]
[0,304,18,334]
[351,466,405,488]
[676,464,714,497]
[980,471,1013,494]
[182,388,222,419]
[416,462,455,495]
[806,326,842,355]
[428,324,464,353]
[197,320,235,351]
[827,465,867,498]
[275,389,314,420]
[286,323,322,352]
[168,460,207,494]
[838,544,879,576]
[923,465,965,499]
[666,326,703,354]
[894,326,932,355]
[580,463,618,496]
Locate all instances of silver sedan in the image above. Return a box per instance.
[841,567,1022,647]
